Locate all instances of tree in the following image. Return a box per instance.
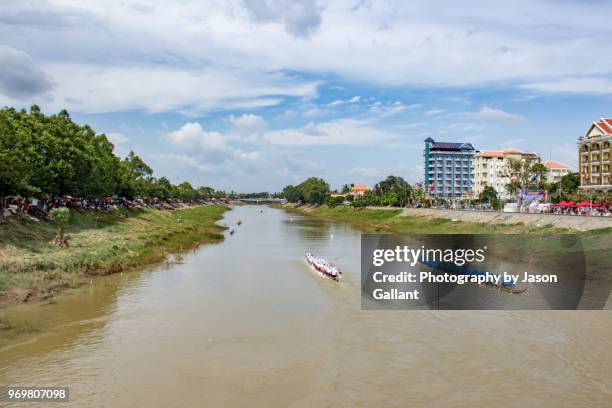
[120,151,154,198]
[175,181,196,199]
[502,157,547,195]
[0,106,209,204]
[0,108,38,201]
[326,195,345,207]
[374,176,408,194]
[549,172,580,202]
[373,175,412,207]
[296,177,329,204]
[282,185,303,203]
[198,186,215,199]
[50,207,70,246]
[341,184,351,194]
[479,185,499,208]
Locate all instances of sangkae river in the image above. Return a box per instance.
[1,206,611,407]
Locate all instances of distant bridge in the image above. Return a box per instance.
[237,198,286,205]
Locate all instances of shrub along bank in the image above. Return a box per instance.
[0,204,228,305]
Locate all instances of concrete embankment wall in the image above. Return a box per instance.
[397,208,612,231]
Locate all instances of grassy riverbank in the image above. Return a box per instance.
[0,205,228,306]
[281,204,573,234]
[281,205,611,271]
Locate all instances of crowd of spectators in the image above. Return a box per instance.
[405,201,612,217]
[0,196,220,221]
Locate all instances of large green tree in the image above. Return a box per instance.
[548,172,580,202]
[0,105,215,204]
[502,157,547,195]
[296,177,330,204]
[373,175,412,207]
[282,184,303,203]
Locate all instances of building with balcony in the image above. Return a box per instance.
[424,138,475,199]
[578,118,612,190]
[472,148,539,200]
[543,161,573,184]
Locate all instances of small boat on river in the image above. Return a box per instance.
[237,220,242,226]
[229,226,236,235]
[306,253,342,282]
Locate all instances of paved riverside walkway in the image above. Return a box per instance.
[371,207,612,231]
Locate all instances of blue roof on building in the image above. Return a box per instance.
[424,138,474,151]
[431,142,475,151]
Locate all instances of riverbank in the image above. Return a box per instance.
[280,204,612,234]
[0,204,228,306]
[399,207,612,232]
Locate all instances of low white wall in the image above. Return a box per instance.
[397,208,612,231]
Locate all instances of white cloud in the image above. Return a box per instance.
[166,122,230,153]
[350,166,383,179]
[229,113,268,135]
[164,122,259,170]
[242,0,322,38]
[3,0,612,115]
[263,118,399,146]
[0,45,53,99]
[522,77,612,95]
[302,106,323,117]
[474,106,527,123]
[154,153,217,173]
[369,100,420,118]
[327,96,361,107]
[106,132,128,145]
[425,108,445,116]
[35,63,318,114]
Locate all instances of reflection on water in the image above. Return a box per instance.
[1,206,612,407]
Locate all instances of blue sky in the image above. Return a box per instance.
[1,0,611,192]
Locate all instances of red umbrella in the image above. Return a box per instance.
[559,200,569,207]
[568,201,576,207]
[576,201,591,207]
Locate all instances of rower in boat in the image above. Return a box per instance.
[237,219,242,225]
[305,252,342,281]
[229,226,236,235]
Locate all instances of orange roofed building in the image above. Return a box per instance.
[350,184,370,197]
[472,147,539,200]
[543,161,573,184]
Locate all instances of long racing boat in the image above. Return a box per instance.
[306,253,342,282]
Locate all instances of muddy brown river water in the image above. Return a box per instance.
[1,206,612,407]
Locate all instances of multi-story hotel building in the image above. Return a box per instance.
[424,138,475,199]
[543,161,572,184]
[578,118,611,190]
[472,148,539,200]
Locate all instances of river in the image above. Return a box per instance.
[1,206,611,407]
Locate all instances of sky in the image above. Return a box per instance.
[1,0,611,192]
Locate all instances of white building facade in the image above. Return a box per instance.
[472,148,539,200]
[543,161,572,184]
